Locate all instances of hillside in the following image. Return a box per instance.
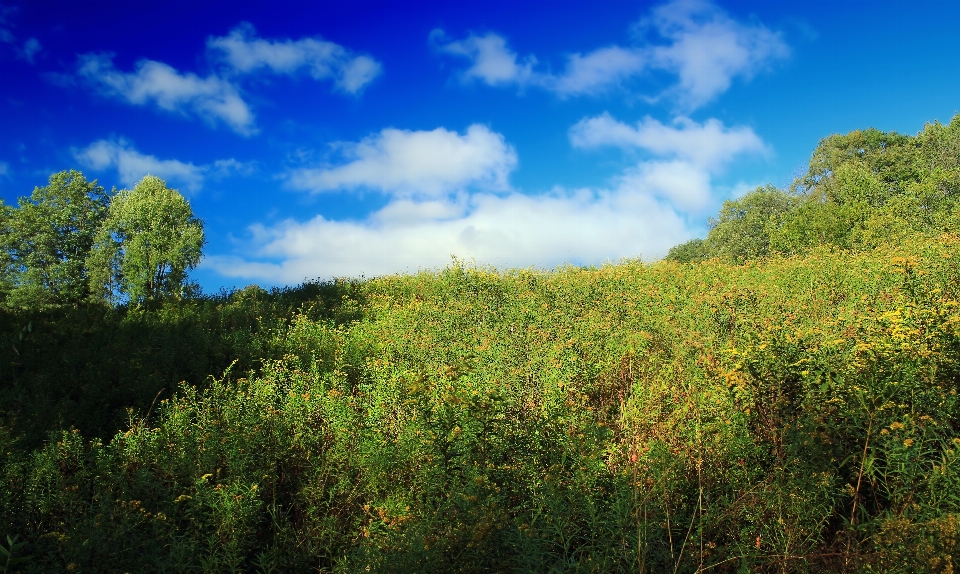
[1,120,960,572]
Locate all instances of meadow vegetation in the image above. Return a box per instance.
[1,117,959,572]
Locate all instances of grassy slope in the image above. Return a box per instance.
[2,236,960,572]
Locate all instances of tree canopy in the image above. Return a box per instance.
[0,170,110,309]
[0,171,204,309]
[668,114,960,264]
[88,175,205,304]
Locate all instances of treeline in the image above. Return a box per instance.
[668,114,960,263]
[0,171,204,310]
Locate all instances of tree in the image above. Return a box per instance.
[706,185,795,264]
[665,116,960,265]
[665,238,712,263]
[88,175,204,304]
[0,199,13,300]
[794,128,917,198]
[0,170,111,309]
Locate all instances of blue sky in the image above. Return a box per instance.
[2,0,959,291]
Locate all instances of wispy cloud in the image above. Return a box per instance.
[642,0,790,109]
[552,46,647,96]
[69,24,382,135]
[19,36,39,62]
[434,0,788,108]
[207,22,382,94]
[74,138,250,192]
[569,113,768,170]
[431,30,536,87]
[286,124,517,197]
[0,5,41,63]
[77,54,256,135]
[433,31,644,96]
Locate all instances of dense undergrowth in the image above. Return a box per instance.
[2,235,959,572]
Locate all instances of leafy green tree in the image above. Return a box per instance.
[770,164,879,255]
[705,185,795,264]
[794,127,917,198]
[0,170,111,309]
[916,114,960,174]
[665,237,712,263]
[671,115,960,265]
[88,175,205,304]
[0,199,12,300]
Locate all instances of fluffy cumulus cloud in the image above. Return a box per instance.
[203,186,689,282]
[202,121,759,283]
[77,54,255,135]
[287,124,517,197]
[207,23,382,94]
[615,160,712,211]
[434,0,787,108]
[571,113,768,211]
[73,138,248,192]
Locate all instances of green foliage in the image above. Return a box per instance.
[665,238,711,263]
[0,278,366,447]
[683,115,960,265]
[706,185,795,263]
[2,236,959,572]
[88,175,204,304]
[3,121,960,572]
[0,200,12,302]
[1,171,206,309]
[0,170,110,310]
[0,534,32,573]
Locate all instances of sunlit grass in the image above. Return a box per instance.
[2,235,960,572]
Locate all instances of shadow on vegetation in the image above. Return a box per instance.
[0,278,366,448]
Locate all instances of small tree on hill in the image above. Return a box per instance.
[88,175,204,304]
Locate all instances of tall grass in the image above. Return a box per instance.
[2,236,959,572]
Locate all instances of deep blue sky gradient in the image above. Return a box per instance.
[2,1,959,290]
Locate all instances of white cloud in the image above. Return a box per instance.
[203,184,690,283]
[69,25,381,134]
[435,31,648,95]
[205,116,770,282]
[74,138,249,192]
[616,160,711,211]
[552,46,646,96]
[77,54,255,135]
[0,161,9,178]
[432,30,536,87]
[287,124,517,197]
[569,113,767,169]
[207,23,382,94]
[644,0,789,109]
[435,0,787,108]
[570,113,768,211]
